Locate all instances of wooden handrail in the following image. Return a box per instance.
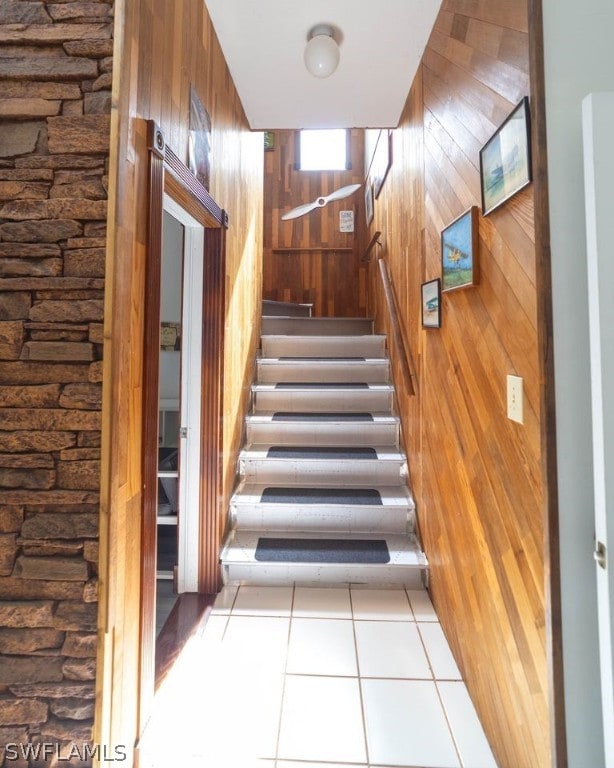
[361,230,382,262]
[378,257,417,396]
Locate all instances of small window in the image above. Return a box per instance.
[296,129,350,171]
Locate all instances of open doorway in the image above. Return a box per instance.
[136,121,227,738]
[155,199,205,635]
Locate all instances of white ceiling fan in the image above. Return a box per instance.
[281,183,361,221]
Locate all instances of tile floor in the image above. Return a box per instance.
[139,585,498,768]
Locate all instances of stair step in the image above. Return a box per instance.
[261,334,386,359]
[245,412,399,447]
[230,481,415,534]
[239,444,407,485]
[261,316,373,335]
[257,358,390,384]
[262,299,312,317]
[221,530,427,588]
[251,383,394,413]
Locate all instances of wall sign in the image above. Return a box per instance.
[339,210,354,232]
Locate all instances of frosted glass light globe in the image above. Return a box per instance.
[304,26,340,78]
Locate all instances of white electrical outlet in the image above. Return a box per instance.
[507,375,524,424]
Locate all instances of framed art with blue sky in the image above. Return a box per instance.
[441,206,479,292]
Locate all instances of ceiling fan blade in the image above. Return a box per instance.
[281,200,320,220]
[323,183,362,203]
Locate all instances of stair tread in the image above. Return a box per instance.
[241,443,406,460]
[222,530,426,567]
[259,356,387,363]
[261,334,386,341]
[252,383,394,391]
[246,412,398,423]
[231,480,415,507]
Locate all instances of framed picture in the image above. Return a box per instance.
[441,206,479,292]
[365,181,374,226]
[479,97,532,215]
[371,129,392,199]
[421,278,441,329]
[188,85,212,190]
[264,130,275,151]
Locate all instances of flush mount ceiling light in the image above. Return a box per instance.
[304,24,340,79]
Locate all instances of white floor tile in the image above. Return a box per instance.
[355,620,431,679]
[437,681,499,767]
[277,763,365,768]
[362,678,460,767]
[278,675,367,763]
[223,615,290,672]
[419,622,462,679]
[293,586,352,618]
[407,588,438,621]
[286,618,357,676]
[211,584,238,614]
[232,585,293,616]
[351,587,413,620]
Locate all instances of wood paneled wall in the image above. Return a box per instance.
[365,2,550,766]
[98,0,263,757]
[262,130,367,317]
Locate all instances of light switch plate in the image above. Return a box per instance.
[507,375,524,424]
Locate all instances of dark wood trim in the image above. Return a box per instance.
[528,1,567,765]
[140,123,165,727]
[164,144,228,229]
[199,226,226,593]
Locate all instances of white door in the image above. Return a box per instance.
[583,91,614,766]
[160,195,204,593]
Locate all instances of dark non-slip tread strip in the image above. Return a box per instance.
[277,356,366,361]
[266,446,377,459]
[261,487,383,505]
[271,412,374,421]
[255,537,390,564]
[274,382,370,389]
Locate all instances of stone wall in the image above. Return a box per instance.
[0,0,112,763]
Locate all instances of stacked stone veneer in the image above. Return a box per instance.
[0,0,113,763]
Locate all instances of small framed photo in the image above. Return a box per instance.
[188,84,212,191]
[264,130,275,151]
[371,129,392,199]
[421,278,441,329]
[365,181,374,226]
[479,96,532,215]
[441,206,479,292]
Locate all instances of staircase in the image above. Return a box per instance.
[220,314,428,588]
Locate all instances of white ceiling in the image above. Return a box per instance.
[204,0,442,130]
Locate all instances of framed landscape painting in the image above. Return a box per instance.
[441,206,479,292]
[479,97,532,215]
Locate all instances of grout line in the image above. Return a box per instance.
[272,583,296,761]
[349,587,371,767]
[434,679,465,768]
[402,585,417,621]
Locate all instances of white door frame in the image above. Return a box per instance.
[583,91,614,766]
[163,193,204,593]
